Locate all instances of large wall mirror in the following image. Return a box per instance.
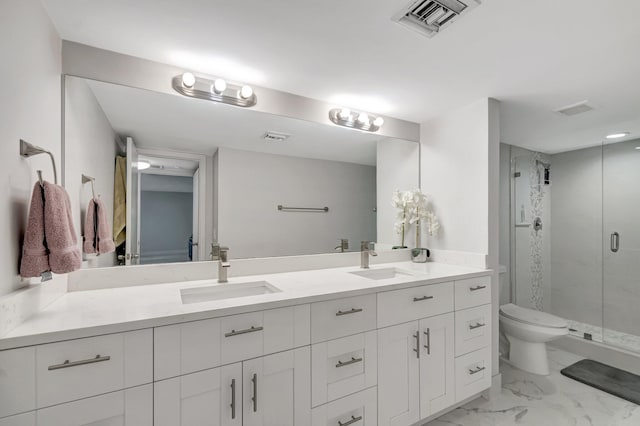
[63,75,419,267]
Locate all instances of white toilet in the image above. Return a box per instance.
[499,303,568,375]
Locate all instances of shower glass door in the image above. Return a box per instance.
[602,140,640,353]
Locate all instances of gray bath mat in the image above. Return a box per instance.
[561,359,640,405]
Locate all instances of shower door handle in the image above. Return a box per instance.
[611,232,620,253]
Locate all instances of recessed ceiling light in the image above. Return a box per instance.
[635,147,640,150]
[606,132,629,139]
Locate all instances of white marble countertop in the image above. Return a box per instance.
[0,261,491,350]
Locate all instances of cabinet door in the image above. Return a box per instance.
[36,384,152,426]
[377,322,420,426]
[242,347,311,426]
[154,363,242,426]
[419,313,455,419]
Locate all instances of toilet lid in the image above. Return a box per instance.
[500,303,567,328]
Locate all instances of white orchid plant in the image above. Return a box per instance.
[392,189,439,248]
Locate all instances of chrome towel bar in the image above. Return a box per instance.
[278,205,329,212]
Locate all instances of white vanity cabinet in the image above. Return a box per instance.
[377,313,455,426]
[154,348,311,426]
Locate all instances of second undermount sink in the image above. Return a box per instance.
[349,267,414,281]
[181,281,281,304]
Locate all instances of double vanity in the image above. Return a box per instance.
[0,261,492,426]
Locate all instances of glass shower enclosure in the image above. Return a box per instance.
[507,139,640,354]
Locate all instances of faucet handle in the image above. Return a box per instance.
[219,246,230,262]
[361,241,376,250]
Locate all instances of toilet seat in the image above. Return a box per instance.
[500,303,567,329]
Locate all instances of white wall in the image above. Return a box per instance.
[376,139,420,249]
[64,76,120,268]
[498,143,511,305]
[0,0,61,296]
[420,99,500,258]
[216,148,376,258]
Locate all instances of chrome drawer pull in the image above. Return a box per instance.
[230,379,236,419]
[470,285,487,291]
[336,357,363,368]
[469,322,486,330]
[251,373,258,412]
[338,415,363,426]
[468,366,486,375]
[224,325,264,337]
[48,354,110,371]
[413,295,434,302]
[414,331,420,359]
[423,328,431,355]
[336,308,363,316]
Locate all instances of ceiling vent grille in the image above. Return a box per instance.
[393,0,481,38]
[263,131,291,142]
[554,100,594,116]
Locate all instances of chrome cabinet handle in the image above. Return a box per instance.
[338,415,363,426]
[469,366,486,375]
[413,331,420,359]
[423,328,431,355]
[336,308,363,316]
[470,285,486,291]
[48,354,110,371]
[611,232,620,253]
[230,379,236,419]
[224,325,264,337]
[469,322,486,330]
[336,357,363,368]
[413,295,434,302]
[251,373,258,412]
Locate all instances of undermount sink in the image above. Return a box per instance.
[181,281,281,304]
[349,267,414,280]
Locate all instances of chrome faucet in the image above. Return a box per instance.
[335,238,349,253]
[218,246,230,283]
[360,241,377,269]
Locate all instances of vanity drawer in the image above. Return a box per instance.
[455,346,491,403]
[35,329,152,408]
[311,387,377,426]
[311,331,377,407]
[455,304,492,356]
[36,384,152,426]
[377,282,454,328]
[311,295,376,343]
[454,276,491,310]
[155,304,310,380]
[0,346,35,418]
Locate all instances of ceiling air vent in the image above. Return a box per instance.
[263,131,291,142]
[554,100,594,116]
[393,0,481,38]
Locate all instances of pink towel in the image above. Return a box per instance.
[44,182,82,274]
[20,183,50,278]
[83,197,115,255]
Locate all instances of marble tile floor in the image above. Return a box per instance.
[427,347,640,426]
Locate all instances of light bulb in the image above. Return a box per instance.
[134,161,150,170]
[373,116,384,127]
[357,113,369,124]
[338,108,351,120]
[181,72,196,88]
[211,78,227,94]
[239,85,253,99]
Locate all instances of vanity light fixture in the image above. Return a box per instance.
[329,108,384,132]
[606,132,629,139]
[173,73,257,107]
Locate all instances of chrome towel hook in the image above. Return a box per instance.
[82,174,96,199]
[20,139,58,185]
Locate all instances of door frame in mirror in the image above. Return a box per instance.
[136,147,208,261]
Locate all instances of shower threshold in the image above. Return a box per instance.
[567,320,640,354]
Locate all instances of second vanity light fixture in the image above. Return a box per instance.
[172,72,257,107]
[329,108,385,132]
